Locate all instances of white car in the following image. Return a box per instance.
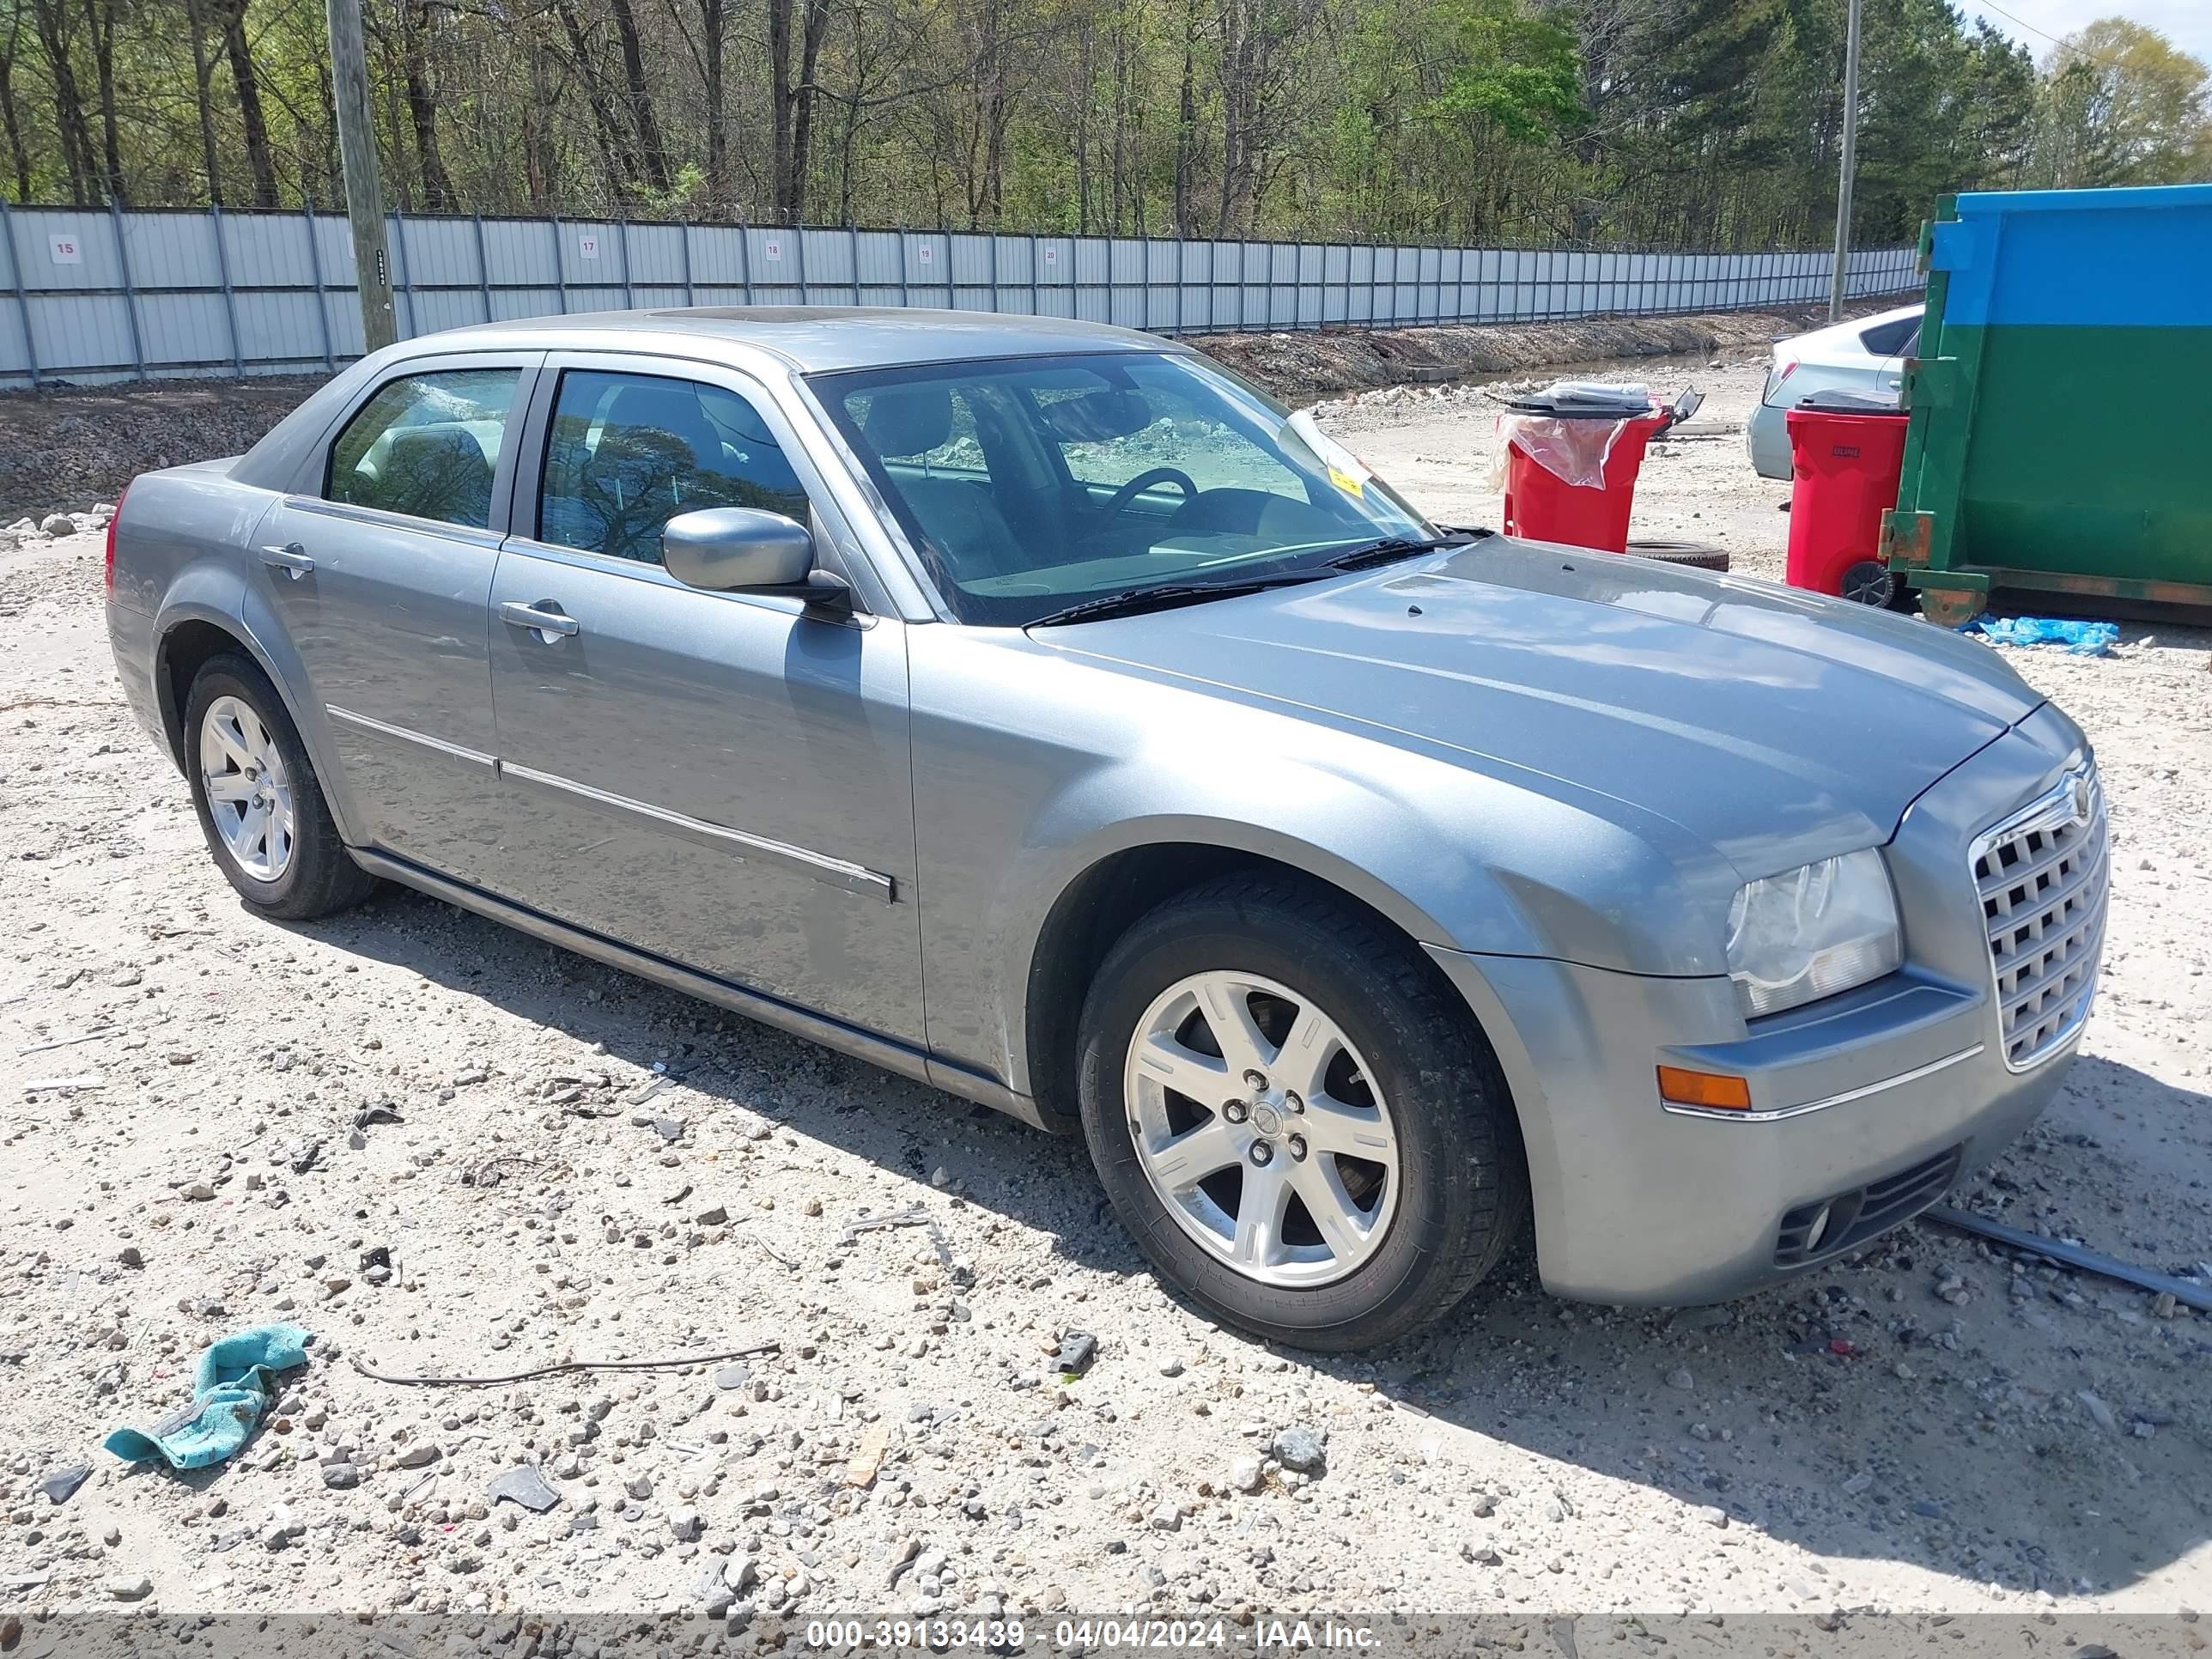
[1747,302,1922,480]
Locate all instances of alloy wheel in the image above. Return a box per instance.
[198,694,296,882]
[1123,969,1400,1287]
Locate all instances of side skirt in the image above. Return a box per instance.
[348,847,1056,1133]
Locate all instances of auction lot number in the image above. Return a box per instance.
[805,1619,1232,1650]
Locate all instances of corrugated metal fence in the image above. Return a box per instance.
[0,202,1922,388]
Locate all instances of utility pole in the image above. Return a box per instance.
[1827,0,1863,323]
[326,0,396,353]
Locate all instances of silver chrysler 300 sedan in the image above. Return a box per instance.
[103,309,2106,1349]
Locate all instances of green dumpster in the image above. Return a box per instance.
[1881,184,2212,626]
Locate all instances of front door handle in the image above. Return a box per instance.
[500,600,581,640]
[259,543,314,579]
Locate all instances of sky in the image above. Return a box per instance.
[1965,0,2212,66]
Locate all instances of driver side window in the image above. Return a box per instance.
[538,369,811,564]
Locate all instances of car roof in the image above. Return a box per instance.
[1784,301,1923,358]
[428,306,1182,374]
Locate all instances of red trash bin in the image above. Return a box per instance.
[1501,386,1671,554]
[1785,390,1911,605]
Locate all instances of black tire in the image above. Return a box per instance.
[184,653,377,921]
[1840,559,1896,607]
[1076,872,1528,1351]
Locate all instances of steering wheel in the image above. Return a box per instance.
[1101,466,1198,520]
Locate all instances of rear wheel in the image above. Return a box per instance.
[185,654,376,920]
[1077,873,1527,1351]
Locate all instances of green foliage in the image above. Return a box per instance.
[1419,0,1582,143]
[0,0,2202,252]
[637,162,711,216]
[2027,20,2212,188]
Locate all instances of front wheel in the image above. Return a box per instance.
[1077,873,1528,1351]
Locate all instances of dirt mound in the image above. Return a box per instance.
[1189,304,1868,398]
[0,374,327,520]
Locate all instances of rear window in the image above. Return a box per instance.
[326,368,519,530]
[1856,314,1920,357]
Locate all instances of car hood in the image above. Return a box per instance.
[1035,537,2040,878]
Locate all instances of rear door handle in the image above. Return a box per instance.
[259,543,314,578]
[500,600,580,639]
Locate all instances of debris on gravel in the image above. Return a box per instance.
[1053,1329,1100,1377]
[35,1462,90,1505]
[1270,1425,1327,1475]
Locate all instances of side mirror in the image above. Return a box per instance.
[661,507,852,616]
[662,507,816,592]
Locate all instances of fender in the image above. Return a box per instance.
[148,561,246,758]
[981,744,1698,1100]
[154,577,368,848]
[907,623,1738,1103]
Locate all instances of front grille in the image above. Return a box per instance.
[1774,1145,1963,1267]
[1972,765,2108,1070]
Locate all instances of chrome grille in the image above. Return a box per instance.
[1972,765,2107,1071]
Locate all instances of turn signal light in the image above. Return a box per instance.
[1656,1066,1753,1111]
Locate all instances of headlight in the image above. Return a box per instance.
[1724,849,1901,1018]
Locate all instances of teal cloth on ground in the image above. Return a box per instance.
[1960,617,2119,657]
[102,1323,313,1470]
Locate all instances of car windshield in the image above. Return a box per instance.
[813,350,1436,625]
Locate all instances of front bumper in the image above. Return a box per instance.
[1431,703,2096,1306]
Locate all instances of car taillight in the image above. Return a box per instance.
[103,483,126,593]
[1762,359,1797,406]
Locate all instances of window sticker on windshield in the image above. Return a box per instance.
[1288,408,1373,499]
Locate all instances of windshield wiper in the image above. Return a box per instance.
[1026,529,1492,628]
[1318,531,1480,572]
[1026,572,1330,629]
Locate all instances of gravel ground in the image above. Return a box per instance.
[2,353,2208,1633]
[1306,349,1817,581]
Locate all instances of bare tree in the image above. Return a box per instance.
[522,29,561,210]
[768,0,829,221]
[1213,0,1310,235]
[216,0,279,205]
[184,0,224,201]
[608,0,671,192]
[82,0,125,202]
[1170,0,1200,235]
[697,0,727,205]
[550,0,644,199]
[398,0,457,209]
[822,0,932,223]
[0,1,35,200]
[29,0,94,201]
